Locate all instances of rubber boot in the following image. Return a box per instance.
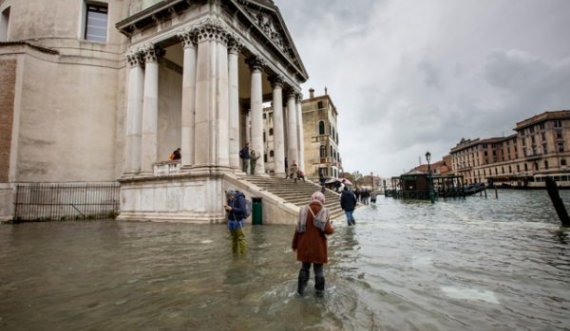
[297,268,310,296]
[315,276,325,298]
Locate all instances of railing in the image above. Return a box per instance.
[14,182,119,221]
[153,161,181,176]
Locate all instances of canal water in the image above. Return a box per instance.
[1,190,569,330]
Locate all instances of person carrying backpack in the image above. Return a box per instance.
[224,188,248,255]
[292,191,335,297]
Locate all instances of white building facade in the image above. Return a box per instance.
[0,0,308,223]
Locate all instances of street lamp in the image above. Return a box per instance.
[425,151,435,203]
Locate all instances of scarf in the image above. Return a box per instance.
[296,201,329,233]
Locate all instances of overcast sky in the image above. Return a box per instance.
[275,0,570,178]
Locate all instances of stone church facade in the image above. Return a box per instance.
[0,0,308,223]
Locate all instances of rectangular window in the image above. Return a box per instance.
[558,142,564,152]
[84,2,108,42]
[0,7,9,41]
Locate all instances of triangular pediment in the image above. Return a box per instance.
[233,0,308,81]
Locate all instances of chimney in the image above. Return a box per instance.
[309,88,315,99]
[325,86,328,95]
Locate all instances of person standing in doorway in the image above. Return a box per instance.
[340,186,357,226]
[250,150,260,175]
[224,189,247,255]
[292,191,335,297]
[239,143,250,174]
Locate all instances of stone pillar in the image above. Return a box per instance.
[286,90,299,167]
[141,45,160,174]
[179,30,197,167]
[270,75,286,176]
[228,38,242,170]
[215,33,230,167]
[194,19,230,167]
[124,51,144,174]
[248,56,265,175]
[296,93,305,172]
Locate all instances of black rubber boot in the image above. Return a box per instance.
[297,268,310,296]
[315,276,325,298]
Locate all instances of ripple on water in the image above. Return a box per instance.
[0,191,569,330]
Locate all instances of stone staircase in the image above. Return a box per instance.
[239,176,345,220]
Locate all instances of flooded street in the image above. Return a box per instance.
[1,190,569,330]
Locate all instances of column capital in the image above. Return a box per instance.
[141,44,164,63]
[246,56,266,72]
[178,29,197,49]
[286,88,300,100]
[296,92,304,103]
[195,17,230,45]
[269,74,284,88]
[228,35,243,55]
[126,50,144,68]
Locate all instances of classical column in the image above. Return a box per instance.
[228,38,242,170]
[141,45,160,174]
[194,19,230,167]
[178,30,197,167]
[124,51,144,175]
[270,75,286,176]
[215,32,230,167]
[296,93,305,172]
[286,90,299,166]
[248,56,265,175]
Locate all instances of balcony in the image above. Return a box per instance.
[153,161,181,176]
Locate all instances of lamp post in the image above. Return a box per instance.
[426,151,435,203]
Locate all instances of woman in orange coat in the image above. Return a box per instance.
[292,191,335,297]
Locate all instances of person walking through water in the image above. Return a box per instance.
[340,186,357,226]
[224,189,247,255]
[292,191,335,297]
[289,160,299,183]
[239,143,250,174]
[250,150,260,175]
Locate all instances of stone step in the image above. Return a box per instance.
[238,175,345,221]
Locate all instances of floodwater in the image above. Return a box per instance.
[1,190,569,330]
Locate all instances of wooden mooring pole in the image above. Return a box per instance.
[545,177,570,227]
[495,186,498,199]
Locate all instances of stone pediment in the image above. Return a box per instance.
[234,0,308,81]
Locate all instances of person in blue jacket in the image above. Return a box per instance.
[224,189,248,254]
[340,186,357,226]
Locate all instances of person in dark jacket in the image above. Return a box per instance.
[340,186,357,226]
[224,189,247,254]
[239,143,250,174]
[292,191,335,297]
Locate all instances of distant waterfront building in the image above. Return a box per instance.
[301,88,342,179]
[450,110,570,187]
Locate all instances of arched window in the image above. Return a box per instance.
[320,145,327,158]
[269,128,274,136]
[269,150,274,157]
[318,121,325,135]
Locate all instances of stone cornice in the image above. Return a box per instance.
[116,0,190,37]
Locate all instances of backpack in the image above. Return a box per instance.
[244,197,252,219]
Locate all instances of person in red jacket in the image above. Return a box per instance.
[292,191,335,297]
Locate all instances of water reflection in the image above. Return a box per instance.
[0,190,569,330]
